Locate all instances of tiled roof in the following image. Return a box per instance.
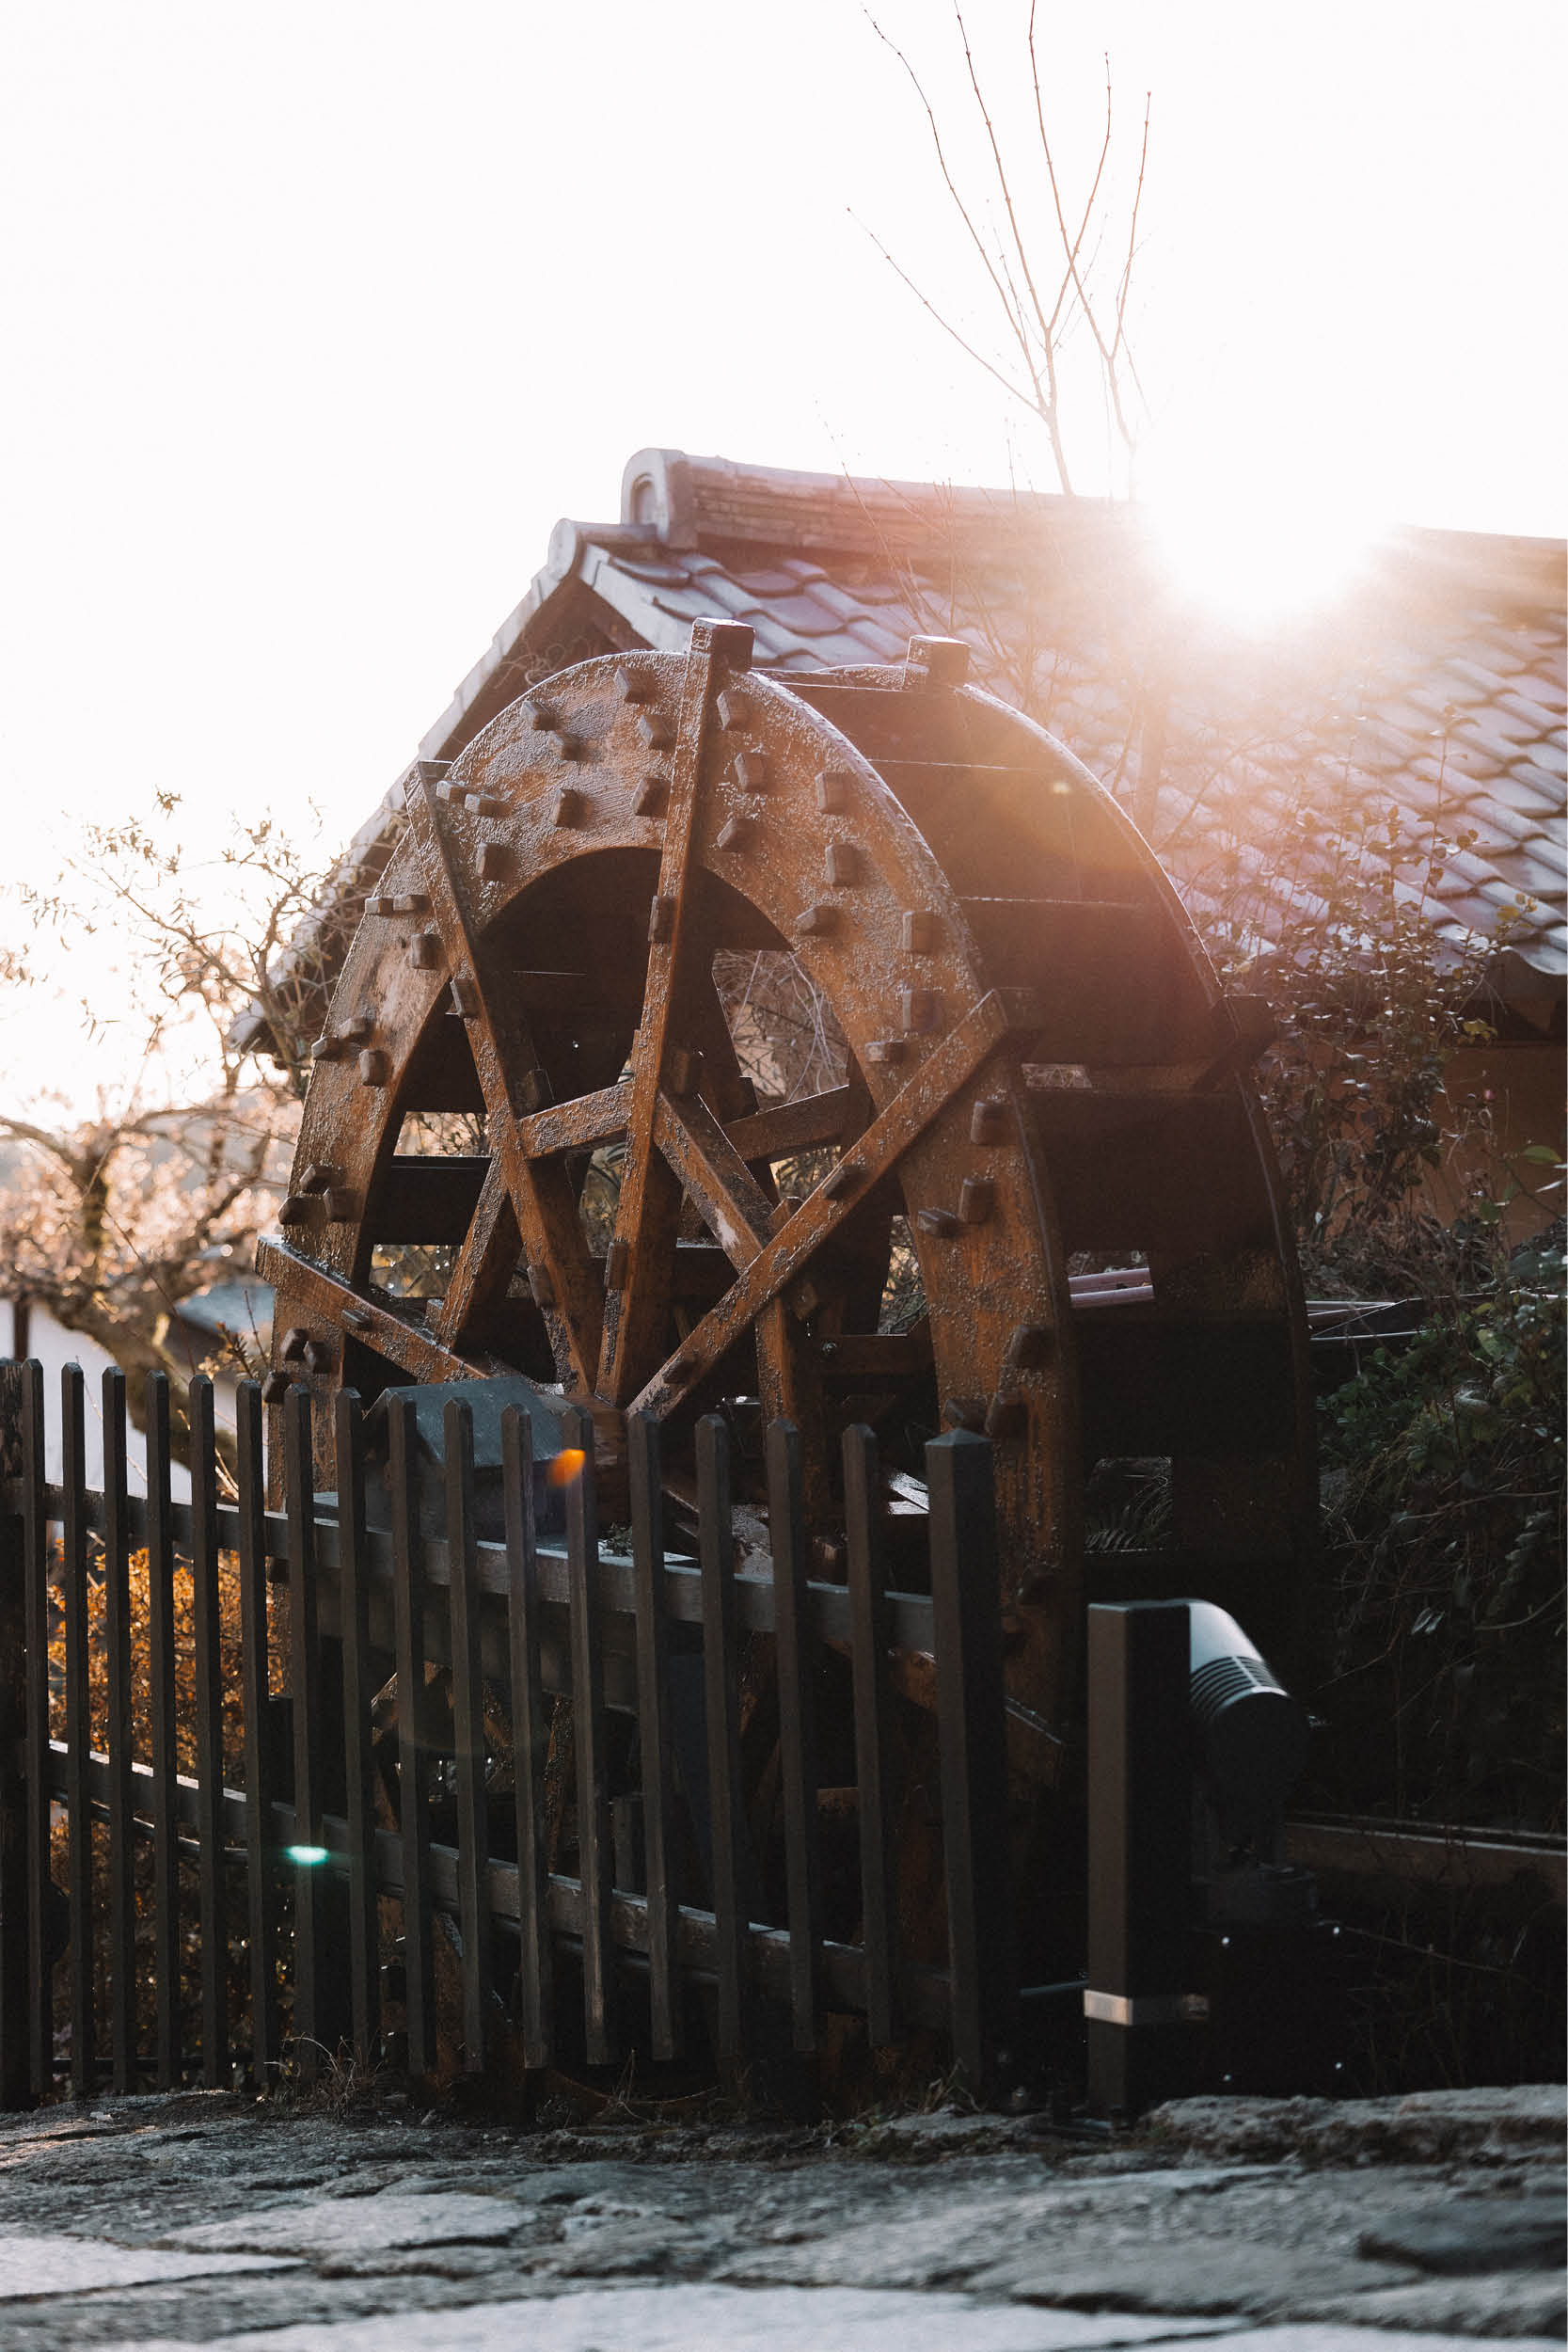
[247,449,1564,1053]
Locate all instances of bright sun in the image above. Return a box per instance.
[1145,484,1384,632]
[1137,387,1390,632]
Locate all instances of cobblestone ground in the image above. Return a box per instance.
[0,2086,1559,2349]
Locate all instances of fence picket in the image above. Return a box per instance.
[389,1395,435,2081]
[927,1429,1016,2095]
[845,1422,899,2048]
[235,1381,278,2083]
[0,1365,30,2107]
[22,1361,49,2099]
[628,1411,679,2061]
[189,1376,228,2089]
[62,1364,95,2097]
[502,1406,551,2072]
[446,1398,492,2074]
[0,1364,1024,2108]
[103,1368,135,2091]
[146,1371,180,2089]
[283,1386,325,2079]
[766,1418,822,2056]
[565,1406,616,2067]
[697,1414,748,2067]
[335,1391,380,2069]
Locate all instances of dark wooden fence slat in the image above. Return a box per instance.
[389,1395,435,2082]
[845,1422,899,2049]
[145,1371,181,2089]
[501,1406,551,2072]
[697,1414,747,2066]
[627,1411,679,2061]
[62,1364,96,2098]
[0,1364,30,2107]
[22,1361,50,2099]
[235,1381,278,2083]
[188,1375,228,2089]
[335,1391,380,2068]
[103,1367,136,2092]
[284,1385,324,2079]
[765,1418,822,2055]
[446,1397,492,2074]
[927,1429,1016,2095]
[565,1406,616,2067]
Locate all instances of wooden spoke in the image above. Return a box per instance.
[404,768,604,1391]
[654,1090,774,1270]
[597,620,752,1405]
[628,990,1038,1419]
[517,1080,632,1159]
[724,1086,858,1164]
[258,1237,496,1386]
[435,1159,518,1351]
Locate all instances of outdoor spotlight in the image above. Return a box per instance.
[1185,1601,1309,1855]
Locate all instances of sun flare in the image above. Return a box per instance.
[1145,483,1384,632]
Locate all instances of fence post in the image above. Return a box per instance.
[335,1390,381,2070]
[446,1396,492,2075]
[146,1371,181,2088]
[926,1428,1016,2098]
[62,1364,95,2098]
[564,1404,617,2069]
[283,1386,325,2080]
[103,1369,136,2092]
[22,1361,52,2102]
[628,1411,679,2062]
[235,1381,279,2085]
[765,1418,822,2057]
[502,1406,552,2072]
[697,1414,748,2072]
[845,1424,898,2048]
[0,1362,29,2108]
[389,1395,435,2083]
[1085,1601,1194,2120]
[189,1376,228,2090]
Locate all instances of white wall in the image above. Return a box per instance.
[3,1299,259,1503]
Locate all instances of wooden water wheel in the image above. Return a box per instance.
[259,619,1312,1759]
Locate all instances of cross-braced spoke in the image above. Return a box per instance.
[404,768,604,1391]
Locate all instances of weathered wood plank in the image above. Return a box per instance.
[446,1396,492,2073]
[188,1375,227,2088]
[503,1405,552,2071]
[845,1424,898,2047]
[565,1406,616,2066]
[146,1372,181,2089]
[627,1412,679,2060]
[927,1430,1016,2094]
[766,1419,823,2054]
[389,1394,435,2082]
[235,1383,278,2084]
[61,1363,95,2098]
[284,1386,325,2079]
[698,1415,748,2065]
[335,1390,380,2067]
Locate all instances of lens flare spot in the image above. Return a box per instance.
[286,1844,329,1867]
[547,1447,588,1489]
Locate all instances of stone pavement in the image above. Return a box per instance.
[0,2084,1559,2349]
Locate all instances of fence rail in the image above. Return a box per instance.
[0,1359,1017,2108]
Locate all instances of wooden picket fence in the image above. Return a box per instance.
[0,1361,1017,2107]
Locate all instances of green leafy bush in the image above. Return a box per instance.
[1318,1230,1565,1830]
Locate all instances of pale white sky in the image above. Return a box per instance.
[1,0,1563,1115]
